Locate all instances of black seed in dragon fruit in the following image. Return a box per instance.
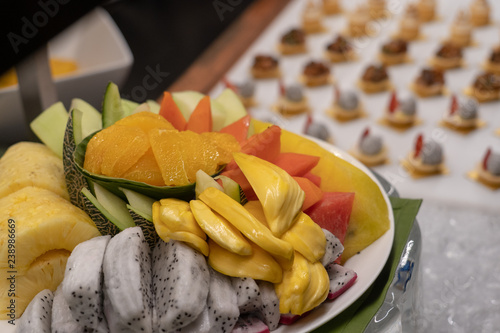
[15,289,54,333]
[172,306,211,333]
[255,281,279,331]
[152,239,210,332]
[51,284,93,333]
[205,267,239,333]
[231,277,262,314]
[326,263,357,300]
[321,229,344,267]
[62,235,110,332]
[231,314,270,333]
[102,226,153,332]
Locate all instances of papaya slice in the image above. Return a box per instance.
[186,96,213,133]
[159,92,187,131]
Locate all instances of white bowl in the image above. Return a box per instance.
[0,8,133,145]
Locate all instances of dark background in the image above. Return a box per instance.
[1,0,254,101]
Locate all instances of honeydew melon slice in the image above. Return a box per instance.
[172,91,227,131]
[213,88,248,128]
[30,101,68,159]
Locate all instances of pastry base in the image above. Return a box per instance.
[401,153,448,179]
[429,56,464,71]
[322,2,342,15]
[302,20,327,34]
[463,86,500,103]
[358,79,391,94]
[251,67,281,79]
[418,6,436,22]
[343,23,368,38]
[410,82,446,98]
[470,11,490,27]
[324,50,357,63]
[326,104,365,122]
[277,43,307,56]
[378,52,411,66]
[273,97,310,116]
[378,114,422,132]
[350,147,389,167]
[300,74,333,87]
[439,117,486,134]
[467,167,500,190]
[481,61,500,75]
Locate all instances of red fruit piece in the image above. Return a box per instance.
[292,176,323,211]
[450,94,458,115]
[219,115,251,144]
[159,91,186,130]
[483,147,492,171]
[414,134,423,158]
[186,96,212,133]
[273,152,320,177]
[388,90,398,114]
[304,192,355,244]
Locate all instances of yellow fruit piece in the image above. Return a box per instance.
[0,187,99,319]
[166,231,209,257]
[199,187,294,263]
[275,251,329,315]
[234,152,304,237]
[122,148,164,186]
[179,130,221,183]
[0,142,69,200]
[114,111,175,133]
[148,129,190,186]
[243,200,269,228]
[190,199,252,256]
[152,199,206,239]
[208,239,282,283]
[281,212,326,263]
[253,119,390,264]
[201,132,240,163]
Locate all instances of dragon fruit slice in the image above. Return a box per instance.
[102,226,153,333]
[326,263,357,300]
[206,267,240,332]
[51,284,92,333]
[153,239,210,331]
[279,313,302,325]
[174,307,211,333]
[62,235,110,332]
[232,277,263,314]
[15,289,54,333]
[321,229,344,267]
[256,281,280,331]
[231,314,270,333]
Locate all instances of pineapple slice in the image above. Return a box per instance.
[0,142,69,200]
[0,187,100,319]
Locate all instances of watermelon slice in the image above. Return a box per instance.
[292,176,323,211]
[305,192,355,244]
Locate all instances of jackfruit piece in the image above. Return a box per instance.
[153,199,206,239]
[233,153,304,237]
[281,212,326,263]
[190,200,252,256]
[208,239,282,283]
[199,187,294,263]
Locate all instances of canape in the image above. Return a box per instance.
[441,94,482,131]
[412,68,446,97]
[470,0,490,27]
[222,77,257,108]
[417,0,436,22]
[250,54,281,79]
[378,39,409,66]
[383,91,419,128]
[322,0,342,15]
[404,134,446,176]
[301,60,332,87]
[466,72,500,103]
[483,45,500,74]
[475,148,500,188]
[304,114,333,143]
[346,5,370,37]
[275,82,309,116]
[278,28,307,55]
[448,10,473,47]
[325,35,356,63]
[397,4,421,41]
[328,86,364,121]
[359,64,391,93]
[430,43,463,70]
[368,0,387,19]
[302,0,325,34]
[351,127,388,167]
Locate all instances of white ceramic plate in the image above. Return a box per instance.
[0,138,394,332]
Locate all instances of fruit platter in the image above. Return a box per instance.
[0,82,394,332]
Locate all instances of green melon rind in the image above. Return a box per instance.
[102,82,125,128]
[81,188,121,236]
[128,208,158,249]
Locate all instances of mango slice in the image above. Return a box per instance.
[208,239,282,283]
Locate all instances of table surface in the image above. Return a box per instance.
[171,1,500,332]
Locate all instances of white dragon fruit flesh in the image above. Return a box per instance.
[232,277,263,315]
[326,263,358,300]
[102,226,153,333]
[206,267,240,333]
[62,235,110,332]
[152,239,210,331]
[51,284,93,333]
[15,289,54,333]
[256,281,280,331]
[321,229,344,267]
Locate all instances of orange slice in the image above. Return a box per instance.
[122,148,164,186]
[114,111,176,133]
